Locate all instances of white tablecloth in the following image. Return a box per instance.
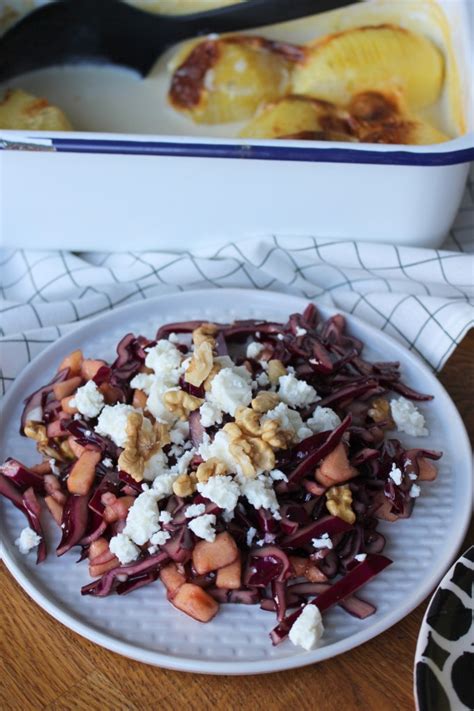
[1,168,473,394]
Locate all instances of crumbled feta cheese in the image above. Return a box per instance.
[141,483,150,491]
[49,458,60,476]
[238,474,280,517]
[148,545,158,555]
[171,449,195,476]
[256,371,270,387]
[408,472,418,481]
[198,431,241,474]
[208,366,253,416]
[259,359,269,371]
[306,406,341,433]
[410,484,421,498]
[199,401,223,428]
[246,526,257,547]
[256,539,265,547]
[170,420,189,446]
[262,403,311,443]
[109,533,140,565]
[390,397,428,437]
[169,444,184,459]
[146,381,179,424]
[289,604,324,651]
[246,341,264,359]
[278,373,319,408]
[295,327,307,337]
[130,372,155,396]
[312,533,333,550]
[277,334,284,341]
[152,471,178,500]
[95,404,139,447]
[188,514,217,542]
[197,474,240,514]
[73,413,82,420]
[214,355,234,369]
[159,510,172,524]
[354,553,367,562]
[15,526,41,554]
[389,464,403,486]
[149,530,171,545]
[185,503,206,518]
[102,457,113,469]
[168,332,180,344]
[70,380,105,419]
[269,469,288,482]
[143,450,168,482]
[123,490,161,545]
[145,339,183,376]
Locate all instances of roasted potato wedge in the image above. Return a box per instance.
[0,88,72,130]
[239,94,354,140]
[292,25,444,111]
[169,36,301,124]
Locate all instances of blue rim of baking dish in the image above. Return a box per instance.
[1,133,473,166]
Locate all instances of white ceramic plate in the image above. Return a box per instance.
[0,289,472,675]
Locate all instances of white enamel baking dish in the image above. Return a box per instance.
[0,0,473,251]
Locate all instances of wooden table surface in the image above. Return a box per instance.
[1,332,473,711]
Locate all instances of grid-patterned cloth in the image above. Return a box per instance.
[1,169,473,394]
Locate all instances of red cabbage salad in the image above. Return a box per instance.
[0,305,442,650]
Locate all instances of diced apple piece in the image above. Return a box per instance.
[47,419,67,439]
[103,495,135,523]
[192,532,239,575]
[88,537,109,560]
[216,555,241,589]
[372,491,399,522]
[53,376,82,401]
[58,349,83,377]
[418,457,437,481]
[133,389,147,409]
[44,495,63,525]
[31,461,51,475]
[171,583,219,622]
[68,436,85,459]
[81,359,107,381]
[289,555,327,582]
[89,558,120,578]
[61,395,78,415]
[44,474,67,503]
[160,562,187,599]
[67,449,101,495]
[99,382,122,405]
[315,442,357,488]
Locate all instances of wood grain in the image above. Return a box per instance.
[1,331,473,711]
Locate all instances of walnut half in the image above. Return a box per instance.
[118,412,169,482]
[196,457,228,483]
[24,421,65,461]
[326,484,356,524]
[192,322,218,348]
[173,472,197,497]
[163,389,204,420]
[185,340,214,388]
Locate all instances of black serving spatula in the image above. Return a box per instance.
[0,0,355,83]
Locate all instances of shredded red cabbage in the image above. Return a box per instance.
[0,306,442,648]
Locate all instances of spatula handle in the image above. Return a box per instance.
[0,0,355,81]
